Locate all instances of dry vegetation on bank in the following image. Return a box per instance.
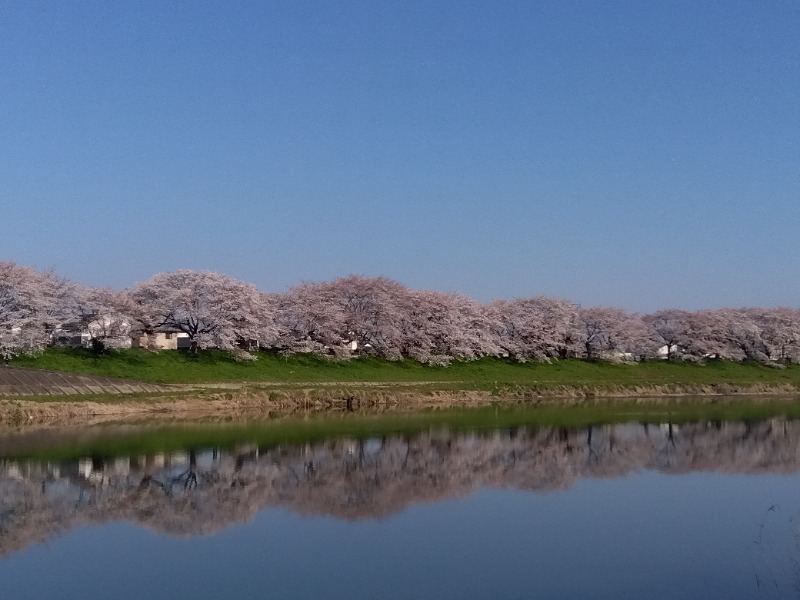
[2,379,800,427]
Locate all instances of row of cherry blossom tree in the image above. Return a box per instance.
[2,260,799,364]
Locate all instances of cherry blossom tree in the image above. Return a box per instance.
[131,270,276,353]
[397,290,500,364]
[0,261,76,359]
[719,309,769,362]
[252,291,281,349]
[329,275,408,359]
[489,297,578,361]
[677,308,800,363]
[679,309,737,360]
[643,309,692,360]
[3,260,800,367]
[66,286,136,353]
[273,282,348,354]
[577,307,653,360]
[281,275,409,359]
[749,307,800,363]
[276,280,500,363]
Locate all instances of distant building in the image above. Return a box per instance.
[130,331,190,350]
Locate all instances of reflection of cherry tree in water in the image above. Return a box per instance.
[343,437,394,508]
[140,455,192,495]
[586,425,604,466]
[584,425,620,467]
[232,448,258,487]
[659,422,677,468]
[71,456,133,507]
[132,447,268,499]
[7,419,800,558]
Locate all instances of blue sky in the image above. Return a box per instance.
[1,1,797,311]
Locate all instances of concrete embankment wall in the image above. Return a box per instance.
[0,367,170,396]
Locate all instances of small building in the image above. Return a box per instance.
[131,331,190,350]
[51,331,91,348]
[657,344,682,359]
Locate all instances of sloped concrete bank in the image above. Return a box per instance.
[0,366,173,396]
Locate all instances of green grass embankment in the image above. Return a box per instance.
[9,348,800,395]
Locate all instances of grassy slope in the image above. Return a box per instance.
[8,348,800,391]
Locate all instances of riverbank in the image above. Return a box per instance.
[2,379,800,427]
[3,349,800,426]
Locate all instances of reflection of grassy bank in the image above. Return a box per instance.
[10,348,800,390]
[3,400,800,462]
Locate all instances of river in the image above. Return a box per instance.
[1,406,799,599]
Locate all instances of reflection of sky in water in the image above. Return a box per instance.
[1,471,798,599]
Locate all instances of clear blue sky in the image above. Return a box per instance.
[1,1,798,311]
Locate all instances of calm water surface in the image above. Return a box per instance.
[1,412,799,599]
